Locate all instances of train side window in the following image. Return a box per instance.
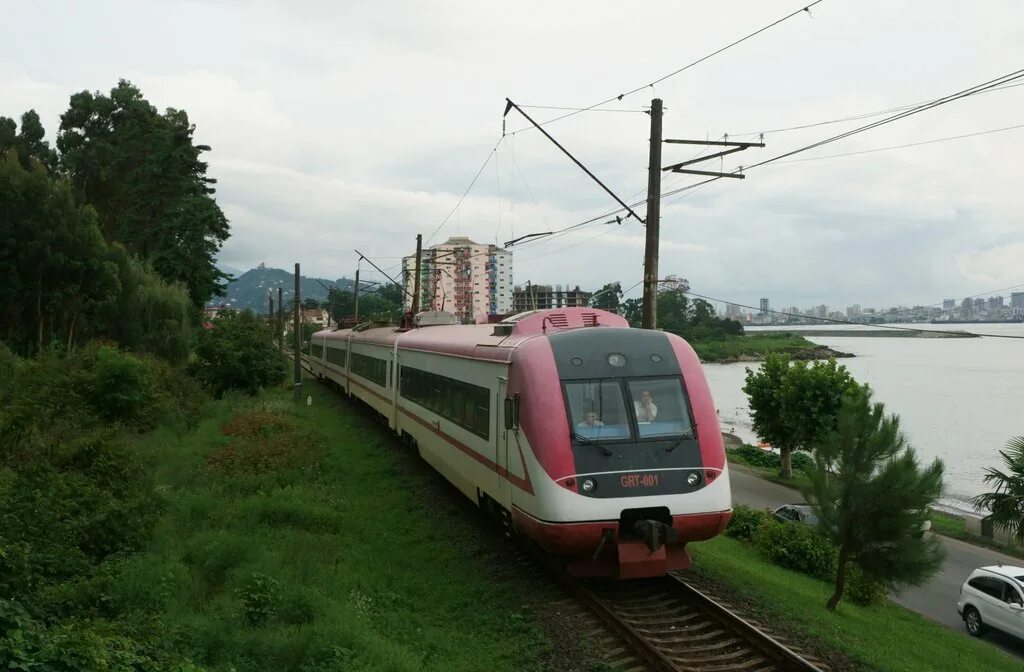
[325,345,346,367]
[399,365,490,440]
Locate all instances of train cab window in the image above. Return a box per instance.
[627,378,693,439]
[564,380,630,441]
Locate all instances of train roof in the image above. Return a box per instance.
[312,308,629,363]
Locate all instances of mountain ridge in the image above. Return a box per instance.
[212,264,355,312]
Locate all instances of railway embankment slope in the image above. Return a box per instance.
[120,378,609,672]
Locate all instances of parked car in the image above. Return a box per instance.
[773,503,932,534]
[957,565,1024,638]
[773,504,818,526]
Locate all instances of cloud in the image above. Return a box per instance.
[3,0,1024,310]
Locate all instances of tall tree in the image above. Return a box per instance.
[744,354,859,478]
[57,80,229,308]
[591,282,623,311]
[0,110,58,172]
[806,386,944,610]
[972,437,1024,544]
[621,297,642,325]
[0,150,118,354]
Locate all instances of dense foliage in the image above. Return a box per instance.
[729,444,813,474]
[617,281,743,339]
[971,437,1024,543]
[590,282,622,311]
[743,354,859,478]
[2,83,217,359]
[0,151,117,354]
[806,386,945,610]
[725,505,886,607]
[0,344,207,670]
[327,282,404,323]
[58,80,230,309]
[191,310,285,397]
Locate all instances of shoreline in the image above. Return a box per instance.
[710,344,853,365]
[753,328,979,339]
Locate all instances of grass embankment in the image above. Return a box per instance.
[691,333,826,363]
[928,512,1024,561]
[726,445,813,492]
[118,381,555,671]
[690,536,1020,672]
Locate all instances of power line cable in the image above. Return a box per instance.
[741,67,1024,171]
[425,137,505,246]
[640,66,1024,208]
[731,80,1024,138]
[510,1,824,134]
[772,122,1024,164]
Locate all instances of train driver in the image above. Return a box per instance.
[634,390,658,423]
[576,411,605,428]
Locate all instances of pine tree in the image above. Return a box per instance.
[806,385,945,610]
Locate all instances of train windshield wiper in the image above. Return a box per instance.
[666,422,698,453]
[573,433,613,456]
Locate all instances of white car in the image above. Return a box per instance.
[957,565,1024,638]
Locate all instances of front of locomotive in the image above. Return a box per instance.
[508,324,731,579]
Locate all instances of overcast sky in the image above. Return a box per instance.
[3,1,1023,311]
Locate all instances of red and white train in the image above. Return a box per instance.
[308,307,732,578]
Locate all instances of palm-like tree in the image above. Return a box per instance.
[972,437,1024,544]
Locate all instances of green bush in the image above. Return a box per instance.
[725,505,772,542]
[754,520,836,580]
[0,597,204,671]
[190,310,285,397]
[89,345,155,424]
[235,573,281,628]
[846,563,888,606]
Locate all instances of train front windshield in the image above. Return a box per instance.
[565,377,693,442]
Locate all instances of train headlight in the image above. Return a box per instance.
[686,472,701,487]
[581,478,597,493]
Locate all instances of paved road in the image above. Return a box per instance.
[728,465,1024,656]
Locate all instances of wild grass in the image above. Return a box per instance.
[690,535,1021,672]
[116,379,553,671]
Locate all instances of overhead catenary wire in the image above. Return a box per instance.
[528,64,1024,242]
[425,137,505,246]
[771,122,1024,164]
[510,1,824,134]
[730,80,1024,138]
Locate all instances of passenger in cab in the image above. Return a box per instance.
[634,390,658,422]
[577,411,604,428]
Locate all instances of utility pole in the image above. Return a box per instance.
[641,98,663,330]
[353,268,361,323]
[277,287,283,350]
[268,293,274,341]
[293,263,302,403]
[411,234,423,315]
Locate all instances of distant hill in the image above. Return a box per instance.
[214,264,355,312]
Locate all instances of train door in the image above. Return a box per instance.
[496,378,511,509]
[390,342,400,429]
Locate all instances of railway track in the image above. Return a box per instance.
[562,571,827,672]
[291,351,825,671]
